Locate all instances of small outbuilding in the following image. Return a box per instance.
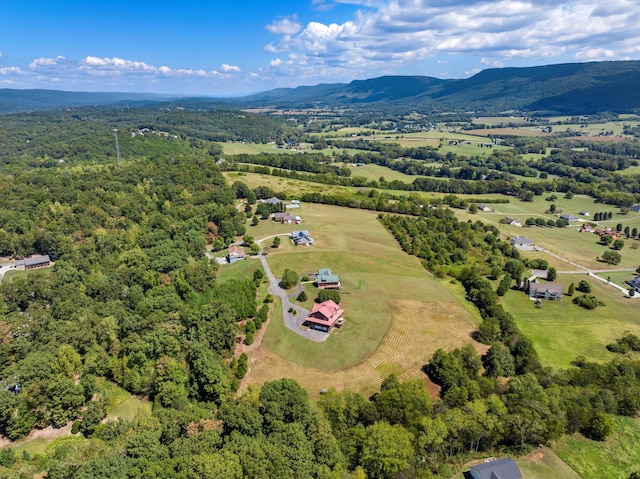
[469,458,522,479]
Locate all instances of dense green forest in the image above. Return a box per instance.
[3,103,640,478]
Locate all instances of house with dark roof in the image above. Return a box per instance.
[15,254,51,270]
[625,276,640,294]
[529,282,563,300]
[476,204,492,212]
[469,458,522,479]
[511,235,533,247]
[303,299,344,332]
[291,230,313,246]
[559,214,579,221]
[504,217,522,227]
[315,268,342,290]
[630,204,640,213]
[227,245,245,263]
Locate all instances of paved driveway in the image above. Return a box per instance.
[258,253,329,342]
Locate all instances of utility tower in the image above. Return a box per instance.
[113,129,122,168]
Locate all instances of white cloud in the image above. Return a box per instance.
[221,64,240,73]
[266,16,302,35]
[262,0,640,82]
[0,66,24,75]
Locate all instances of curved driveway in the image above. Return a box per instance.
[257,249,329,342]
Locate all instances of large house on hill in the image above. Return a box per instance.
[315,268,342,290]
[303,299,345,332]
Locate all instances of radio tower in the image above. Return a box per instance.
[113,129,122,168]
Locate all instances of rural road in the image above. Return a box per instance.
[519,246,639,298]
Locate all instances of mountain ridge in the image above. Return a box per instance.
[2,60,640,114]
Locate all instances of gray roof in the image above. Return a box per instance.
[529,282,563,296]
[24,255,51,266]
[470,458,522,479]
[511,235,533,246]
[263,196,282,204]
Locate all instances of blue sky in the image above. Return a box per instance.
[1,0,639,95]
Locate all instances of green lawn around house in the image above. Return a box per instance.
[257,202,478,369]
[501,276,640,369]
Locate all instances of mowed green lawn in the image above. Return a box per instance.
[500,276,640,369]
[254,203,478,369]
[553,416,640,479]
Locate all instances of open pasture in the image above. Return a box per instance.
[553,416,640,479]
[242,203,482,396]
[501,276,640,369]
[253,298,483,398]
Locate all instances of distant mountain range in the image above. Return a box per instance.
[0,89,182,114]
[2,60,640,115]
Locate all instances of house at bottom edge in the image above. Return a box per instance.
[469,458,522,479]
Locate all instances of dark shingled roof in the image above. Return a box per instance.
[470,458,522,479]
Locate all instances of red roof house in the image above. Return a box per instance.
[303,300,345,332]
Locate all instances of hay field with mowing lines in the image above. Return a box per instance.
[233,202,482,397]
[251,300,484,398]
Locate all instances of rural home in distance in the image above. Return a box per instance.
[529,282,563,300]
[303,299,345,332]
[315,268,342,290]
[272,212,301,224]
[469,458,522,479]
[227,245,245,263]
[291,230,313,246]
[511,235,534,248]
[625,277,640,294]
[260,196,282,205]
[14,254,51,270]
[504,217,522,227]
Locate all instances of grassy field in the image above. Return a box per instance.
[1,267,52,284]
[500,276,640,369]
[97,378,151,421]
[242,203,483,397]
[455,448,582,479]
[553,416,640,479]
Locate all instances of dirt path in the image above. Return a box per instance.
[0,421,74,450]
